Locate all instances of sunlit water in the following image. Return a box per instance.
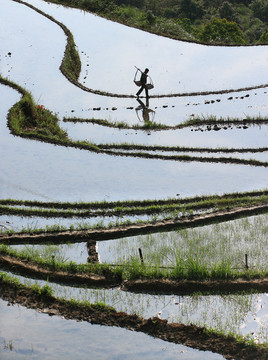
[2,273,267,345]
[2,87,268,201]
[2,0,268,125]
[19,0,268,95]
[0,0,268,353]
[1,0,268,203]
[64,118,268,150]
[0,299,226,360]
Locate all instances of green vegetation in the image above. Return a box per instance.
[1,219,267,280]
[14,0,81,82]
[0,272,115,312]
[61,30,81,81]
[49,0,268,44]
[198,18,245,44]
[1,192,267,282]
[32,282,54,298]
[2,272,268,357]
[1,2,268,354]
[64,113,268,134]
[64,116,168,130]
[0,271,53,299]
[1,189,268,209]
[106,215,268,273]
[7,84,68,141]
[1,190,268,234]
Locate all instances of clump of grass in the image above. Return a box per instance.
[32,282,54,298]
[66,297,116,313]
[0,272,21,288]
[8,91,67,141]
[61,31,81,81]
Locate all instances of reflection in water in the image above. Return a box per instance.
[135,98,155,122]
[3,272,267,344]
[0,299,225,360]
[86,241,99,263]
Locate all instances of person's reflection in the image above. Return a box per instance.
[135,98,155,122]
[86,241,99,263]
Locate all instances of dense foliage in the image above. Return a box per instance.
[53,0,268,44]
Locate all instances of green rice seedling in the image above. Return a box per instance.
[210,261,234,279]
[185,257,210,280]
[67,261,78,274]
[123,258,145,280]
[170,260,185,279]
[32,282,53,298]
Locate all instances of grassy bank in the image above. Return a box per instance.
[1,190,268,222]
[8,93,68,141]
[1,240,267,282]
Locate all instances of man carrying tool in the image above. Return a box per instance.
[136,68,150,98]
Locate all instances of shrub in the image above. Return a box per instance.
[219,1,237,22]
[257,29,268,44]
[250,0,268,22]
[198,18,245,44]
[179,0,204,21]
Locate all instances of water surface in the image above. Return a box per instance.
[0,299,225,360]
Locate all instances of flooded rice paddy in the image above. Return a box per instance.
[1,299,227,360]
[6,213,268,269]
[0,0,268,358]
[1,272,268,346]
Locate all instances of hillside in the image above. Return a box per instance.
[53,0,268,44]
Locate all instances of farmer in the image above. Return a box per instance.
[136,68,149,98]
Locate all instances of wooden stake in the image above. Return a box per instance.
[138,248,144,264]
[245,254,249,269]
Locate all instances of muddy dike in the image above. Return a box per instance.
[0,254,267,295]
[122,278,268,295]
[1,204,268,245]
[1,278,267,360]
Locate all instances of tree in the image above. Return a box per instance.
[258,30,268,44]
[250,0,268,22]
[198,18,245,44]
[219,1,236,22]
[179,0,203,21]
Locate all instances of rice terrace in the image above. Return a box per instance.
[1,0,268,358]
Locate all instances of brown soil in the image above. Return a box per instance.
[0,254,119,288]
[1,279,267,360]
[122,278,268,295]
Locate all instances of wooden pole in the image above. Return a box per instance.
[138,248,144,264]
[245,254,249,269]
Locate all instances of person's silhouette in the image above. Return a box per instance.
[136,68,149,98]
